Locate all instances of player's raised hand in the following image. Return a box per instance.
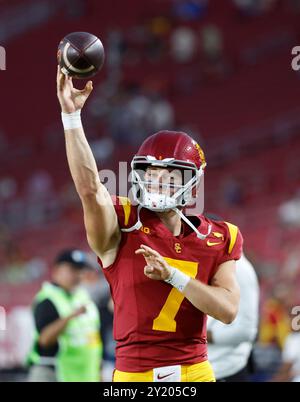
[135,245,172,281]
[56,65,93,113]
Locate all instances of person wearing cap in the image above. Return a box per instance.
[27,249,102,382]
[204,213,259,382]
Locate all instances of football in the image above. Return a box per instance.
[57,31,105,79]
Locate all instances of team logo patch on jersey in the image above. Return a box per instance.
[141,226,150,234]
[174,243,182,253]
[207,241,222,247]
[212,231,224,241]
[207,232,224,247]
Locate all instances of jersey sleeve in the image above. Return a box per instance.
[217,222,244,266]
[97,196,136,270]
[111,195,137,229]
[34,299,59,333]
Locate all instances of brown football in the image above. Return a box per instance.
[57,32,104,79]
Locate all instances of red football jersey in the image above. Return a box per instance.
[99,196,243,372]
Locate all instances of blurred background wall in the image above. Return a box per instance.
[0,0,300,381]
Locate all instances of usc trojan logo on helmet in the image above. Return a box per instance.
[194,141,206,167]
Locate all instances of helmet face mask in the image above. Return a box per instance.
[131,156,204,212]
[130,131,206,213]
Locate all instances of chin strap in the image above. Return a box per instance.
[121,204,211,240]
[173,208,212,240]
[121,204,143,233]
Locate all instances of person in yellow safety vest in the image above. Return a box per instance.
[27,249,102,382]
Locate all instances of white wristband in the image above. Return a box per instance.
[61,110,82,130]
[165,266,190,292]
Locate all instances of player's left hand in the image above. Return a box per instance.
[135,245,171,281]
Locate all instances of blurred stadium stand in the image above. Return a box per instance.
[0,0,300,380]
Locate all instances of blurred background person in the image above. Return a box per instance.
[272,331,300,382]
[259,284,292,351]
[207,234,259,381]
[254,283,294,381]
[80,254,115,381]
[27,249,102,382]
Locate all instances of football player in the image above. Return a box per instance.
[56,67,243,382]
